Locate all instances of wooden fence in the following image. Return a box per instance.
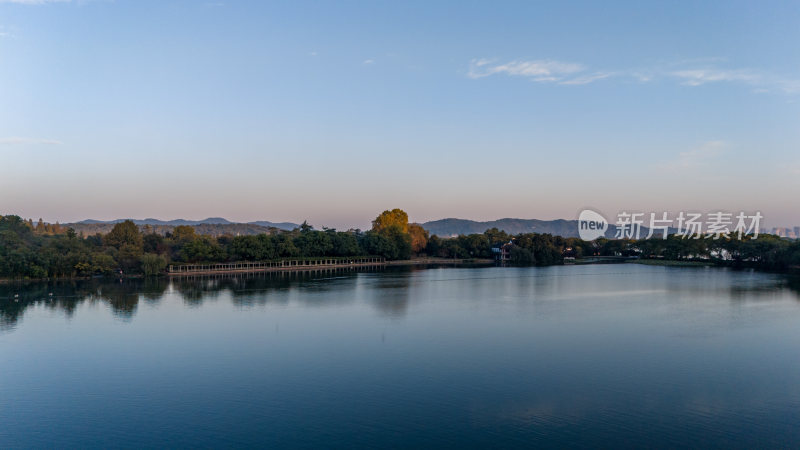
[168,257,384,275]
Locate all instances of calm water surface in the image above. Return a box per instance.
[1,264,800,448]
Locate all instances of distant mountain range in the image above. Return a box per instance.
[421,218,582,237]
[420,218,672,239]
[74,218,299,230]
[65,218,301,237]
[65,216,668,239]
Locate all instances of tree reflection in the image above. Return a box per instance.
[0,278,168,330]
[783,276,800,299]
[142,278,170,303]
[2,267,798,331]
[169,267,384,307]
[95,282,141,319]
[366,266,415,317]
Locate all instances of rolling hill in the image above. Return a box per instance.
[66,218,300,237]
[419,218,664,239]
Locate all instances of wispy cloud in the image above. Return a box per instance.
[669,67,800,94]
[468,57,800,94]
[0,137,63,145]
[660,141,725,171]
[362,59,375,65]
[468,58,586,83]
[777,80,800,94]
[670,68,760,86]
[558,72,615,85]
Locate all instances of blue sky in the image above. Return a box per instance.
[1,0,799,229]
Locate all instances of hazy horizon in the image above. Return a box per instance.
[11,210,795,234]
[3,0,799,229]
[0,211,610,232]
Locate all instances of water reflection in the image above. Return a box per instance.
[2,266,799,332]
[0,266,392,330]
[0,278,169,330]
[361,269,415,317]
[3,265,800,448]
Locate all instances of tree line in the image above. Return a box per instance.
[0,209,419,278]
[2,209,799,279]
[588,234,800,271]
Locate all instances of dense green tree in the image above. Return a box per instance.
[425,235,443,257]
[293,230,333,257]
[143,233,167,254]
[230,234,277,261]
[274,234,300,258]
[328,230,362,256]
[457,234,491,258]
[141,253,167,276]
[385,226,411,260]
[510,246,536,265]
[484,227,511,245]
[105,220,143,249]
[117,243,143,272]
[180,236,224,263]
[92,252,117,275]
[363,232,393,259]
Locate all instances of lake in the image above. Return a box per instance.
[1,264,799,448]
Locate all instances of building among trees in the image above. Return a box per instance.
[491,241,513,262]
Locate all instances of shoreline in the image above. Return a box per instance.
[4,257,794,284]
[166,257,494,277]
[0,257,495,283]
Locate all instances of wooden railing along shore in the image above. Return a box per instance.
[168,257,385,275]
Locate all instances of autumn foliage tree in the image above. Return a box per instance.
[171,225,197,243]
[408,223,428,254]
[371,209,409,234]
[368,208,412,259]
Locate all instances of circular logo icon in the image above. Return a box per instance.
[578,209,608,240]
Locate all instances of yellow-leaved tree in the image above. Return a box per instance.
[371,209,409,234]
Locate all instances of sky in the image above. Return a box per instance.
[1,0,799,230]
